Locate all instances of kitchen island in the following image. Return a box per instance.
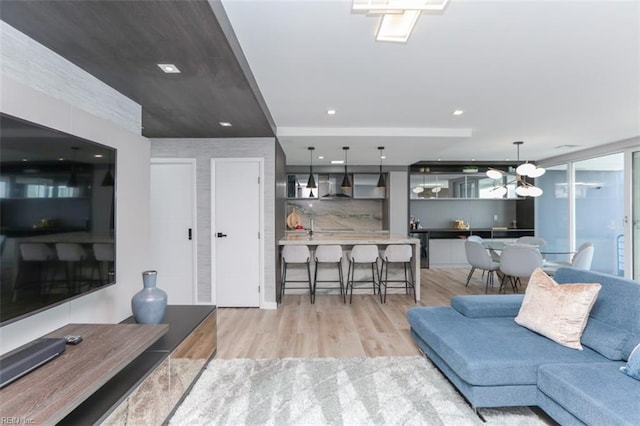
[279,233,421,301]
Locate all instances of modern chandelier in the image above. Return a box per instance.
[352,0,452,43]
[487,141,545,198]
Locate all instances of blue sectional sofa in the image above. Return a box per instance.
[407,267,640,425]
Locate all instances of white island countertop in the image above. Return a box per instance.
[279,233,419,245]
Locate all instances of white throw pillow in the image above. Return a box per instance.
[515,268,601,350]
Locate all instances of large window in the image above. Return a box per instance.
[574,154,624,275]
[633,152,640,280]
[535,164,569,262]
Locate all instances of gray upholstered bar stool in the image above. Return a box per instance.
[92,243,114,285]
[380,244,415,303]
[15,243,57,300]
[280,245,313,303]
[346,244,380,304]
[56,243,89,293]
[312,245,344,302]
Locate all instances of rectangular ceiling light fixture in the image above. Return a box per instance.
[352,0,451,12]
[353,0,451,43]
[376,10,421,42]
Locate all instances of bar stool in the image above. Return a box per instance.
[346,245,380,304]
[380,245,416,303]
[281,245,313,303]
[15,243,57,300]
[56,243,89,293]
[92,243,114,285]
[312,245,344,302]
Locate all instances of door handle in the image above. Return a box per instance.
[217,232,228,238]
[188,228,193,240]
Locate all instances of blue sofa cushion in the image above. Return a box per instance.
[554,268,640,361]
[621,342,640,381]
[538,362,640,426]
[407,306,606,386]
[451,294,523,318]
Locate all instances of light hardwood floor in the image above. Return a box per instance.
[217,268,527,359]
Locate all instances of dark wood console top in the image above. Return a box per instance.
[0,323,168,425]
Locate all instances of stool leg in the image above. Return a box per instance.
[313,260,319,303]
[349,261,355,304]
[375,260,382,303]
[338,261,344,295]
[370,262,377,295]
[281,262,287,297]
[307,261,313,304]
[408,261,416,303]
[346,261,352,304]
[383,260,388,303]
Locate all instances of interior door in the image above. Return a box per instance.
[212,159,261,307]
[150,159,196,304]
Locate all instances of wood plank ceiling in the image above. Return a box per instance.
[0,0,275,139]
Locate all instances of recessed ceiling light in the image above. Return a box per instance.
[94,154,103,158]
[58,157,64,161]
[381,156,386,159]
[318,156,324,160]
[331,160,344,164]
[327,109,336,116]
[453,110,464,116]
[21,158,28,162]
[157,63,181,73]
[219,122,232,127]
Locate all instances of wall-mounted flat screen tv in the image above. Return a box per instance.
[0,113,116,326]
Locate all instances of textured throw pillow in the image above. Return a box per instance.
[620,342,640,380]
[514,268,601,350]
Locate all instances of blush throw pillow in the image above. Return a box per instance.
[620,342,640,380]
[514,268,601,350]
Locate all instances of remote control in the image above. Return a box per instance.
[64,335,83,345]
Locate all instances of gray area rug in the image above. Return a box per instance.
[170,356,545,425]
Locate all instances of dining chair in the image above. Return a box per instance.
[464,240,500,293]
[543,242,594,276]
[499,244,543,293]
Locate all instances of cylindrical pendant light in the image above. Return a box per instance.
[340,146,352,189]
[376,146,386,188]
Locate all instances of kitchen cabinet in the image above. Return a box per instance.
[287,174,319,199]
[353,174,386,199]
[287,173,386,200]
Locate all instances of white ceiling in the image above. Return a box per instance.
[220,0,640,166]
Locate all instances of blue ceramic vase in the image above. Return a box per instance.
[131,270,167,324]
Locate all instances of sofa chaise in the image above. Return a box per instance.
[407,267,640,425]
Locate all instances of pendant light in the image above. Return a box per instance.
[376,146,386,188]
[101,151,115,186]
[340,146,352,189]
[306,146,316,197]
[67,146,79,187]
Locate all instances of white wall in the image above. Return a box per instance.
[0,80,150,354]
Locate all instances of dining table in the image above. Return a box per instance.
[482,240,575,259]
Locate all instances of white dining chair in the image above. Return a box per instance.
[543,242,594,276]
[464,240,500,293]
[499,244,543,293]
